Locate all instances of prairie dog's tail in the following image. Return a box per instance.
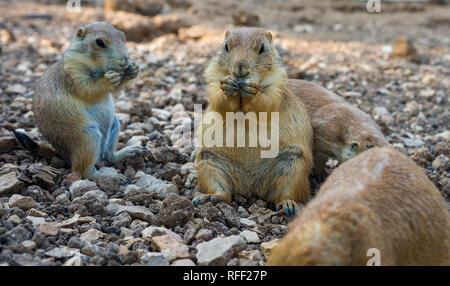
[13,129,58,159]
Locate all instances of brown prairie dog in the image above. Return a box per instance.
[193,27,313,216]
[287,79,387,178]
[267,147,450,266]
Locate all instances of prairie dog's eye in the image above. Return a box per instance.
[224,43,229,52]
[259,43,265,54]
[366,143,374,149]
[96,39,107,48]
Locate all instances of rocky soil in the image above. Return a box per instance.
[0,0,449,266]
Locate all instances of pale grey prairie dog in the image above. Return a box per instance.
[16,22,145,182]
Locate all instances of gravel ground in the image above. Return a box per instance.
[0,0,448,266]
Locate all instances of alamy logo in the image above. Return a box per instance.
[67,0,81,12]
[367,0,381,13]
[170,104,280,158]
[366,248,381,266]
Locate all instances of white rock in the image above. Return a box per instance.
[5,84,27,94]
[239,218,257,228]
[0,172,22,195]
[7,214,22,225]
[435,131,450,141]
[9,194,38,210]
[151,108,171,121]
[116,101,133,113]
[69,180,97,199]
[402,138,425,148]
[196,235,247,266]
[141,226,182,241]
[26,216,45,226]
[80,228,104,243]
[419,89,435,98]
[151,235,190,262]
[106,203,159,224]
[116,113,131,124]
[432,155,449,171]
[45,247,80,259]
[98,167,118,176]
[26,208,47,217]
[172,259,196,266]
[21,240,37,251]
[59,214,80,228]
[134,171,177,199]
[373,106,393,125]
[63,255,83,266]
[35,222,60,236]
[240,230,260,243]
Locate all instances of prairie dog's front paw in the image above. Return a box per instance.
[239,79,260,98]
[220,75,240,97]
[124,62,139,80]
[104,70,123,89]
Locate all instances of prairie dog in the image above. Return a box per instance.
[17,22,145,182]
[267,147,450,265]
[193,27,313,216]
[287,79,387,178]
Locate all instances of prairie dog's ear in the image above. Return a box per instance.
[76,27,87,39]
[225,30,230,40]
[264,31,272,43]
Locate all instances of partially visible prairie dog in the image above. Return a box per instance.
[287,79,387,178]
[193,27,313,216]
[18,22,145,182]
[267,147,450,266]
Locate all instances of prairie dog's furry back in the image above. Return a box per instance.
[287,79,387,178]
[267,147,450,266]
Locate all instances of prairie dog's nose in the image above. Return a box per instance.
[233,60,249,78]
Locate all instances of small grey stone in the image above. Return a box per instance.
[216,203,241,228]
[195,229,214,241]
[112,212,133,228]
[141,252,170,266]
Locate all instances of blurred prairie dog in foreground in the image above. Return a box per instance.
[15,22,145,182]
[287,79,387,179]
[267,147,450,266]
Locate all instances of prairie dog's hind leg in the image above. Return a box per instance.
[75,123,129,183]
[71,124,102,180]
[194,149,245,205]
[254,145,311,216]
[104,116,146,164]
